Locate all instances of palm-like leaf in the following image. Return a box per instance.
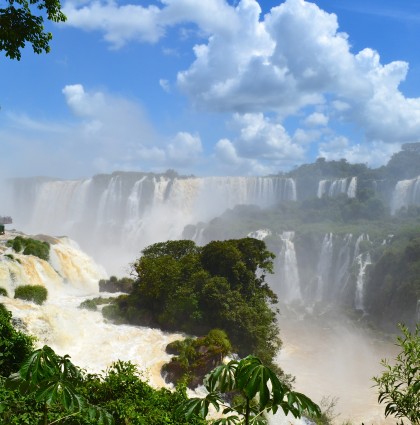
[205,360,238,393]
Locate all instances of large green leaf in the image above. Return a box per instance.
[205,360,238,393]
[236,356,286,410]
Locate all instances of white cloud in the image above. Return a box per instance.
[304,112,329,127]
[62,0,420,150]
[213,113,305,175]
[159,79,171,93]
[63,1,164,48]
[167,132,202,164]
[214,138,274,175]
[319,137,401,168]
[0,85,204,178]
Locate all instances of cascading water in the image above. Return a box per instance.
[390,175,420,213]
[277,232,302,303]
[7,174,297,273]
[354,234,372,312]
[315,233,334,303]
[317,177,357,198]
[0,231,183,386]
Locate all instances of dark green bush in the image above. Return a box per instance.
[0,304,34,377]
[79,296,114,311]
[14,285,48,305]
[0,287,8,297]
[6,236,50,261]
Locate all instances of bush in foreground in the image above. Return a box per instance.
[14,285,48,305]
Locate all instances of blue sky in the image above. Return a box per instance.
[1,0,420,179]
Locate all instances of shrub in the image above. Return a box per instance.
[79,297,114,311]
[0,287,8,297]
[373,324,420,424]
[0,304,34,377]
[6,237,50,261]
[14,285,48,305]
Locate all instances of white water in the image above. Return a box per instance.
[391,175,420,213]
[1,294,182,386]
[277,232,302,303]
[354,234,372,312]
[315,233,334,303]
[0,232,183,386]
[0,230,399,424]
[317,177,357,198]
[9,175,297,274]
[277,315,397,425]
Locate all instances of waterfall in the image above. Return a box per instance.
[277,232,302,303]
[8,174,297,273]
[391,175,420,213]
[0,233,105,296]
[353,234,372,312]
[317,177,357,198]
[333,233,353,299]
[247,229,272,241]
[0,232,182,386]
[315,233,334,302]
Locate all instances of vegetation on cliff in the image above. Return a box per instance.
[107,238,281,368]
[162,329,233,388]
[6,236,50,261]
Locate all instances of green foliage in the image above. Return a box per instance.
[177,355,321,425]
[116,239,281,367]
[0,304,34,378]
[99,276,134,293]
[0,287,8,297]
[365,235,420,330]
[14,285,48,305]
[0,0,66,60]
[2,345,114,425]
[80,360,205,425]
[79,297,115,311]
[6,236,50,261]
[163,330,233,388]
[373,324,420,424]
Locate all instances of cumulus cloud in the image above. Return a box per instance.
[213,113,305,175]
[176,0,420,144]
[319,137,401,168]
[304,112,329,127]
[62,0,420,152]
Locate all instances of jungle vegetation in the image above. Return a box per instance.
[105,238,281,369]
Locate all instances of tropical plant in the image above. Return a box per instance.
[14,285,48,305]
[0,0,66,60]
[177,355,321,425]
[373,324,420,424]
[6,236,50,261]
[2,345,113,425]
[115,238,281,368]
[0,304,34,378]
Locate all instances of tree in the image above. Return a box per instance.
[0,0,66,60]
[177,355,321,425]
[121,239,281,367]
[0,304,34,378]
[373,324,420,424]
[3,345,113,425]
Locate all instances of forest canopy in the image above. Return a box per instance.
[112,238,281,367]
